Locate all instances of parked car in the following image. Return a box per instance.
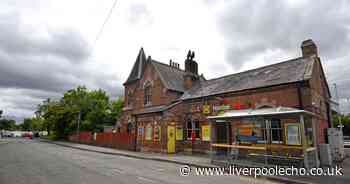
[22,133,33,139]
[34,132,40,138]
[3,132,13,137]
[13,131,22,137]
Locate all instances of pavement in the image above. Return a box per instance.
[0,138,276,184]
[39,139,350,184]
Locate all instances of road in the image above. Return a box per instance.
[0,138,275,184]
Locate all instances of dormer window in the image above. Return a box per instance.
[144,82,152,106]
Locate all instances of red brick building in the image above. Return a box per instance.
[119,39,331,166]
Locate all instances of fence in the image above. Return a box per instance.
[68,131,135,151]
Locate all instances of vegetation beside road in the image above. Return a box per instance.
[1,86,124,140]
[334,114,350,136]
[0,110,21,130]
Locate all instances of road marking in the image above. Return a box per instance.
[113,168,125,174]
[118,156,136,160]
[154,168,165,172]
[137,176,156,183]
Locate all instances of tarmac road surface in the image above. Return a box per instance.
[0,138,277,184]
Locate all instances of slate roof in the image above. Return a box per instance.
[181,57,315,100]
[150,60,188,92]
[124,48,147,84]
[133,101,182,115]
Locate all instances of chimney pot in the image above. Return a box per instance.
[301,39,318,57]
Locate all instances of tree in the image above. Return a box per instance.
[33,86,125,139]
[333,114,350,135]
[0,119,17,131]
[110,97,124,123]
[22,118,33,131]
[0,110,3,119]
[31,117,44,131]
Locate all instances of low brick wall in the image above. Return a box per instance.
[68,132,135,151]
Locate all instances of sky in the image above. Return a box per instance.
[0,0,350,122]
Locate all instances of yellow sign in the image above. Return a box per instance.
[145,124,153,141]
[203,105,211,114]
[201,125,211,141]
[167,126,175,153]
[176,128,183,140]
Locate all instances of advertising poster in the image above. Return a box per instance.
[201,125,211,141]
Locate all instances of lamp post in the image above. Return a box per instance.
[334,83,343,132]
[76,110,81,142]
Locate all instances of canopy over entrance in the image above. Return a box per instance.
[208,107,315,120]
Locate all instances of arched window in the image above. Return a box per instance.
[127,122,133,134]
[144,82,152,106]
[186,119,200,140]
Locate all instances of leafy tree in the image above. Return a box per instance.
[22,118,33,131]
[33,86,124,139]
[110,97,124,123]
[0,119,17,131]
[333,114,350,135]
[0,110,2,119]
[30,117,44,131]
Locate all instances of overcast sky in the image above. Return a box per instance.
[0,0,350,122]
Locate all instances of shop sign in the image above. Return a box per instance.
[145,124,153,141]
[176,127,183,141]
[201,125,211,141]
[213,105,231,112]
[191,104,202,113]
[202,105,211,114]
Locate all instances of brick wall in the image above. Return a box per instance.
[68,132,136,151]
[307,58,331,144]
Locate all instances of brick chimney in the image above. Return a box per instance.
[183,50,199,90]
[185,50,198,75]
[301,39,318,57]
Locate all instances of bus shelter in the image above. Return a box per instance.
[208,107,319,168]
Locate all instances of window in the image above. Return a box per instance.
[304,118,314,146]
[285,123,301,145]
[271,119,282,144]
[153,125,161,141]
[236,118,266,144]
[145,124,153,140]
[186,119,200,140]
[144,83,152,106]
[127,122,133,134]
[127,91,133,107]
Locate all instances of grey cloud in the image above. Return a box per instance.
[0,14,90,63]
[0,12,122,119]
[207,0,350,113]
[214,0,350,69]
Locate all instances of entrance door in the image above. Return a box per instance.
[216,123,228,143]
[167,126,175,153]
[216,123,230,155]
